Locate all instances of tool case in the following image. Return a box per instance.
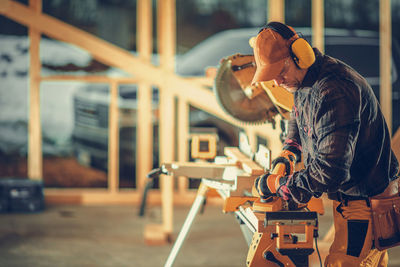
[0,178,45,213]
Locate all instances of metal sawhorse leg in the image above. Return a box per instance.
[164,182,209,267]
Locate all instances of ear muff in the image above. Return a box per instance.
[264,22,315,69]
[290,38,316,69]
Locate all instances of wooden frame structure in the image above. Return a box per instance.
[0,0,393,238]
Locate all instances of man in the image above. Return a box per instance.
[252,22,400,266]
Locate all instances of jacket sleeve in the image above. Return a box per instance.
[283,106,302,162]
[287,81,361,203]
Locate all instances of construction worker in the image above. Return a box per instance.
[252,22,400,266]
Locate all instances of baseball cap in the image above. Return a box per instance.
[251,28,292,85]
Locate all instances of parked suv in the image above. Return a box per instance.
[72,84,160,183]
[73,81,241,186]
[72,27,400,187]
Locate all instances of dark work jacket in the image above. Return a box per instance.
[284,48,399,203]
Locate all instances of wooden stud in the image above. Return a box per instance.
[268,0,285,23]
[177,99,189,194]
[158,0,176,235]
[137,0,152,62]
[137,0,153,192]
[108,80,119,193]
[380,0,392,134]
[137,82,153,191]
[158,0,175,72]
[28,0,42,180]
[312,0,324,53]
[159,90,175,235]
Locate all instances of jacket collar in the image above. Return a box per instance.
[299,48,324,89]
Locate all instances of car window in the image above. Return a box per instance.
[326,44,398,85]
[326,44,379,78]
[176,29,257,76]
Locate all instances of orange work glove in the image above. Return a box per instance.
[253,149,297,201]
[271,149,297,176]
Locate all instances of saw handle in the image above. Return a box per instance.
[140,166,168,217]
[146,166,168,179]
[271,150,297,176]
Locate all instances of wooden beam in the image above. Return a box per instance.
[0,0,163,85]
[44,188,206,206]
[137,0,153,192]
[312,0,324,53]
[268,0,284,23]
[28,0,42,180]
[41,75,140,84]
[380,0,392,134]
[108,80,119,193]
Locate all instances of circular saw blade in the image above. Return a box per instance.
[213,54,278,124]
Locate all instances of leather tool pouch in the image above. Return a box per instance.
[370,195,400,250]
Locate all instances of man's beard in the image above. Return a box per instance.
[281,80,300,93]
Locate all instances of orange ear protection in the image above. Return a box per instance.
[264,22,315,69]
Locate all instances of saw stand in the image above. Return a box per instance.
[164,179,318,267]
[160,133,320,267]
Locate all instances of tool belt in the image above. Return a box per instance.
[369,178,400,251]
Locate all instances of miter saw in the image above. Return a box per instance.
[213,53,294,124]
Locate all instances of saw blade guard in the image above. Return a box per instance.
[213,54,292,124]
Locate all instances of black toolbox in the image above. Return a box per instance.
[0,178,45,213]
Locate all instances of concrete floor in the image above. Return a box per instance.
[0,202,400,267]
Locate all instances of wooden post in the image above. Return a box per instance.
[268,0,285,23]
[159,91,175,236]
[312,0,324,53]
[158,0,175,72]
[108,80,119,193]
[177,99,189,194]
[137,0,153,191]
[380,0,392,134]
[28,0,42,180]
[158,0,176,236]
